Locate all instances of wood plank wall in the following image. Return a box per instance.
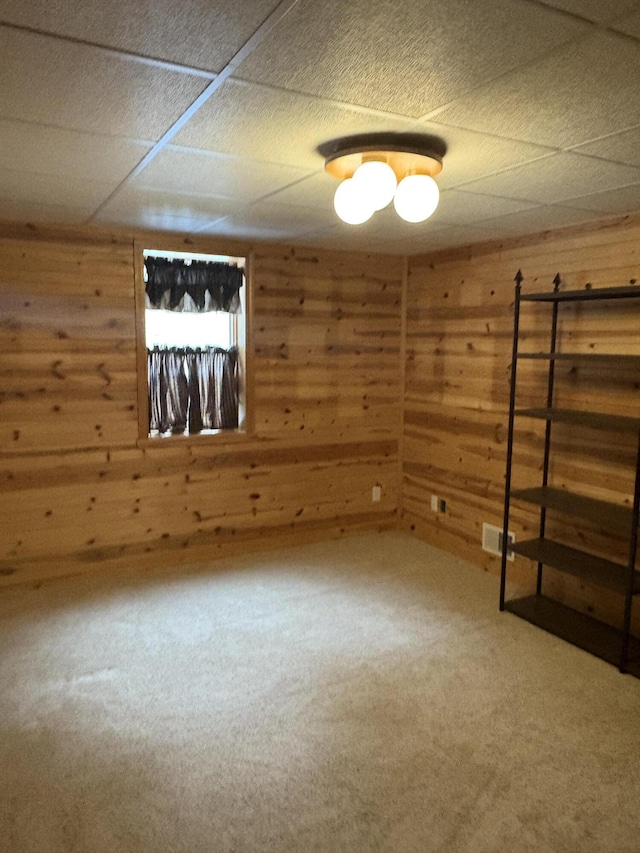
[0,225,403,588]
[403,215,640,629]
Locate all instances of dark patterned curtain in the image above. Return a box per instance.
[145,257,243,314]
[148,346,239,435]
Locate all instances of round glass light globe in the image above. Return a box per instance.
[353,161,397,211]
[393,174,440,223]
[334,178,374,225]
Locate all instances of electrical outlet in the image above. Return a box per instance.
[372,485,382,502]
[431,494,439,512]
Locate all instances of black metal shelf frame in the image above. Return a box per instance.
[499,272,640,675]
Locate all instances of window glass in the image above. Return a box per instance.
[142,249,246,438]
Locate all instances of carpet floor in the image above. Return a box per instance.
[1,531,639,853]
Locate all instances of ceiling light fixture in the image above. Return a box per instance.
[318,132,447,226]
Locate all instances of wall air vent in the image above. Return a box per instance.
[482,522,514,561]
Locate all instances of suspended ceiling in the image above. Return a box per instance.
[1,0,640,255]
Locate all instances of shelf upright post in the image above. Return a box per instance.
[537,273,562,595]
[620,426,640,671]
[500,270,523,611]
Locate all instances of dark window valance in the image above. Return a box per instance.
[144,257,243,314]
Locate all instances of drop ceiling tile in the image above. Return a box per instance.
[357,240,411,257]
[95,208,226,234]
[0,0,282,72]
[459,153,640,205]
[435,190,537,225]
[0,26,207,140]
[397,226,498,254]
[571,126,640,167]
[0,166,118,209]
[267,129,558,213]
[537,0,638,22]
[302,230,411,255]
[195,219,291,241]
[306,222,496,255]
[435,31,640,149]
[197,199,337,240]
[242,198,337,233]
[303,205,453,243]
[232,149,547,227]
[172,79,417,170]
[133,146,312,200]
[395,206,605,252]
[0,199,92,225]
[270,172,438,241]
[560,184,640,215]
[93,185,240,232]
[422,123,557,190]
[236,0,587,117]
[266,172,339,210]
[296,227,388,254]
[611,7,640,38]
[474,204,601,237]
[0,119,151,183]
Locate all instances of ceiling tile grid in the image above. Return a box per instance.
[570,125,640,168]
[263,172,343,210]
[93,185,242,232]
[0,118,153,183]
[433,30,640,150]
[234,0,589,117]
[0,165,120,209]
[131,144,314,201]
[456,152,640,205]
[466,203,605,239]
[171,79,419,170]
[559,183,640,216]
[0,198,95,225]
[0,26,210,141]
[0,0,284,72]
[299,205,458,248]
[611,6,640,38]
[417,122,558,191]
[194,197,338,240]
[432,190,538,225]
[538,0,639,24]
[1,0,640,252]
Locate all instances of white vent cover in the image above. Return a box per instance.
[482,522,515,561]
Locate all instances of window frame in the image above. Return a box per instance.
[134,238,254,446]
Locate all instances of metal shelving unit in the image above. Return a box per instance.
[499,271,640,676]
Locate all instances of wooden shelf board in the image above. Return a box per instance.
[521,286,640,303]
[510,486,633,531]
[514,406,640,432]
[504,595,640,676]
[517,352,640,366]
[510,537,639,593]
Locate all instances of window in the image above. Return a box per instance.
[141,248,247,439]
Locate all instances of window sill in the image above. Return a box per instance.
[137,429,252,449]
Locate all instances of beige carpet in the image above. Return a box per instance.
[1,532,639,853]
